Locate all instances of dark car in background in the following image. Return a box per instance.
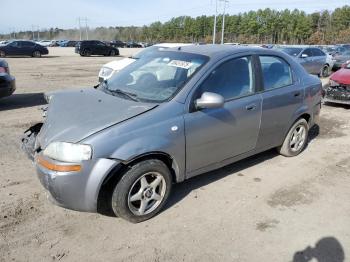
[75,40,119,56]
[0,40,49,58]
[0,59,15,98]
[110,40,126,48]
[279,47,329,76]
[332,50,350,70]
[126,41,142,48]
[60,40,78,47]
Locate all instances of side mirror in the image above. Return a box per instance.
[195,92,224,110]
[301,53,308,58]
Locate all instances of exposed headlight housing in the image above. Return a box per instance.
[99,67,113,78]
[329,79,339,87]
[43,142,92,163]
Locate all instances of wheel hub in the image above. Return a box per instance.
[143,188,153,199]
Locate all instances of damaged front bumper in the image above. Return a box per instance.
[21,123,120,213]
[21,123,43,161]
[323,85,350,105]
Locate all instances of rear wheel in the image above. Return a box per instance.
[0,50,5,57]
[32,51,41,58]
[111,159,172,223]
[110,50,116,56]
[321,64,330,78]
[278,118,309,157]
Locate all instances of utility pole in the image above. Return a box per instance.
[84,18,89,40]
[78,17,82,41]
[78,17,89,40]
[37,26,40,41]
[221,0,229,44]
[213,0,218,44]
[32,25,35,40]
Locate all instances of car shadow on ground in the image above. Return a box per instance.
[0,93,46,111]
[165,125,320,211]
[3,56,60,59]
[165,148,278,211]
[323,102,350,109]
[292,237,345,262]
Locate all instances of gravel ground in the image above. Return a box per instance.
[0,47,349,262]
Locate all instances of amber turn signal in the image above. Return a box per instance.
[37,156,82,172]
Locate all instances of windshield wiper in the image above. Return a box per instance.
[99,81,139,102]
[110,89,140,102]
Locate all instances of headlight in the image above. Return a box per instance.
[43,142,92,162]
[99,67,113,78]
[330,80,339,87]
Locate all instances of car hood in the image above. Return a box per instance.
[331,69,350,85]
[37,88,157,149]
[103,58,136,71]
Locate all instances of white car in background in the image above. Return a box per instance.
[98,43,193,82]
[37,40,52,47]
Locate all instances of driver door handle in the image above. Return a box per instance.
[245,104,257,111]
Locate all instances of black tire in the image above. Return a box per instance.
[111,159,172,223]
[0,50,5,57]
[110,50,116,56]
[82,49,91,56]
[321,64,330,78]
[32,50,41,58]
[277,118,309,157]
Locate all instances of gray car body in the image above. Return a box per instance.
[281,47,327,75]
[30,45,322,213]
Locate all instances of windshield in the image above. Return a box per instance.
[104,51,208,103]
[280,48,303,57]
[132,46,168,59]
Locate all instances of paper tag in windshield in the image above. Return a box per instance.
[168,60,193,69]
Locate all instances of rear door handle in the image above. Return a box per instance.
[245,104,257,111]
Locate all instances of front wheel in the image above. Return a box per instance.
[110,50,116,56]
[32,51,41,58]
[278,118,309,157]
[0,50,5,57]
[111,159,172,223]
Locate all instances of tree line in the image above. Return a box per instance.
[2,5,350,44]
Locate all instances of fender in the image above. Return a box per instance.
[109,136,185,182]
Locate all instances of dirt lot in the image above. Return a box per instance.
[0,47,349,262]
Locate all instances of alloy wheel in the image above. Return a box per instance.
[289,124,306,152]
[127,172,166,216]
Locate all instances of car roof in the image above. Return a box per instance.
[154,43,193,48]
[167,44,266,58]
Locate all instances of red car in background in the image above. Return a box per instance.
[323,62,350,105]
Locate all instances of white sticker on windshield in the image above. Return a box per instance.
[168,60,193,69]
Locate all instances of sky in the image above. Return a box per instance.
[1,0,348,33]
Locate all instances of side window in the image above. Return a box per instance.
[302,48,313,57]
[9,41,19,47]
[197,56,254,100]
[313,48,325,56]
[260,56,293,91]
[22,41,35,48]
